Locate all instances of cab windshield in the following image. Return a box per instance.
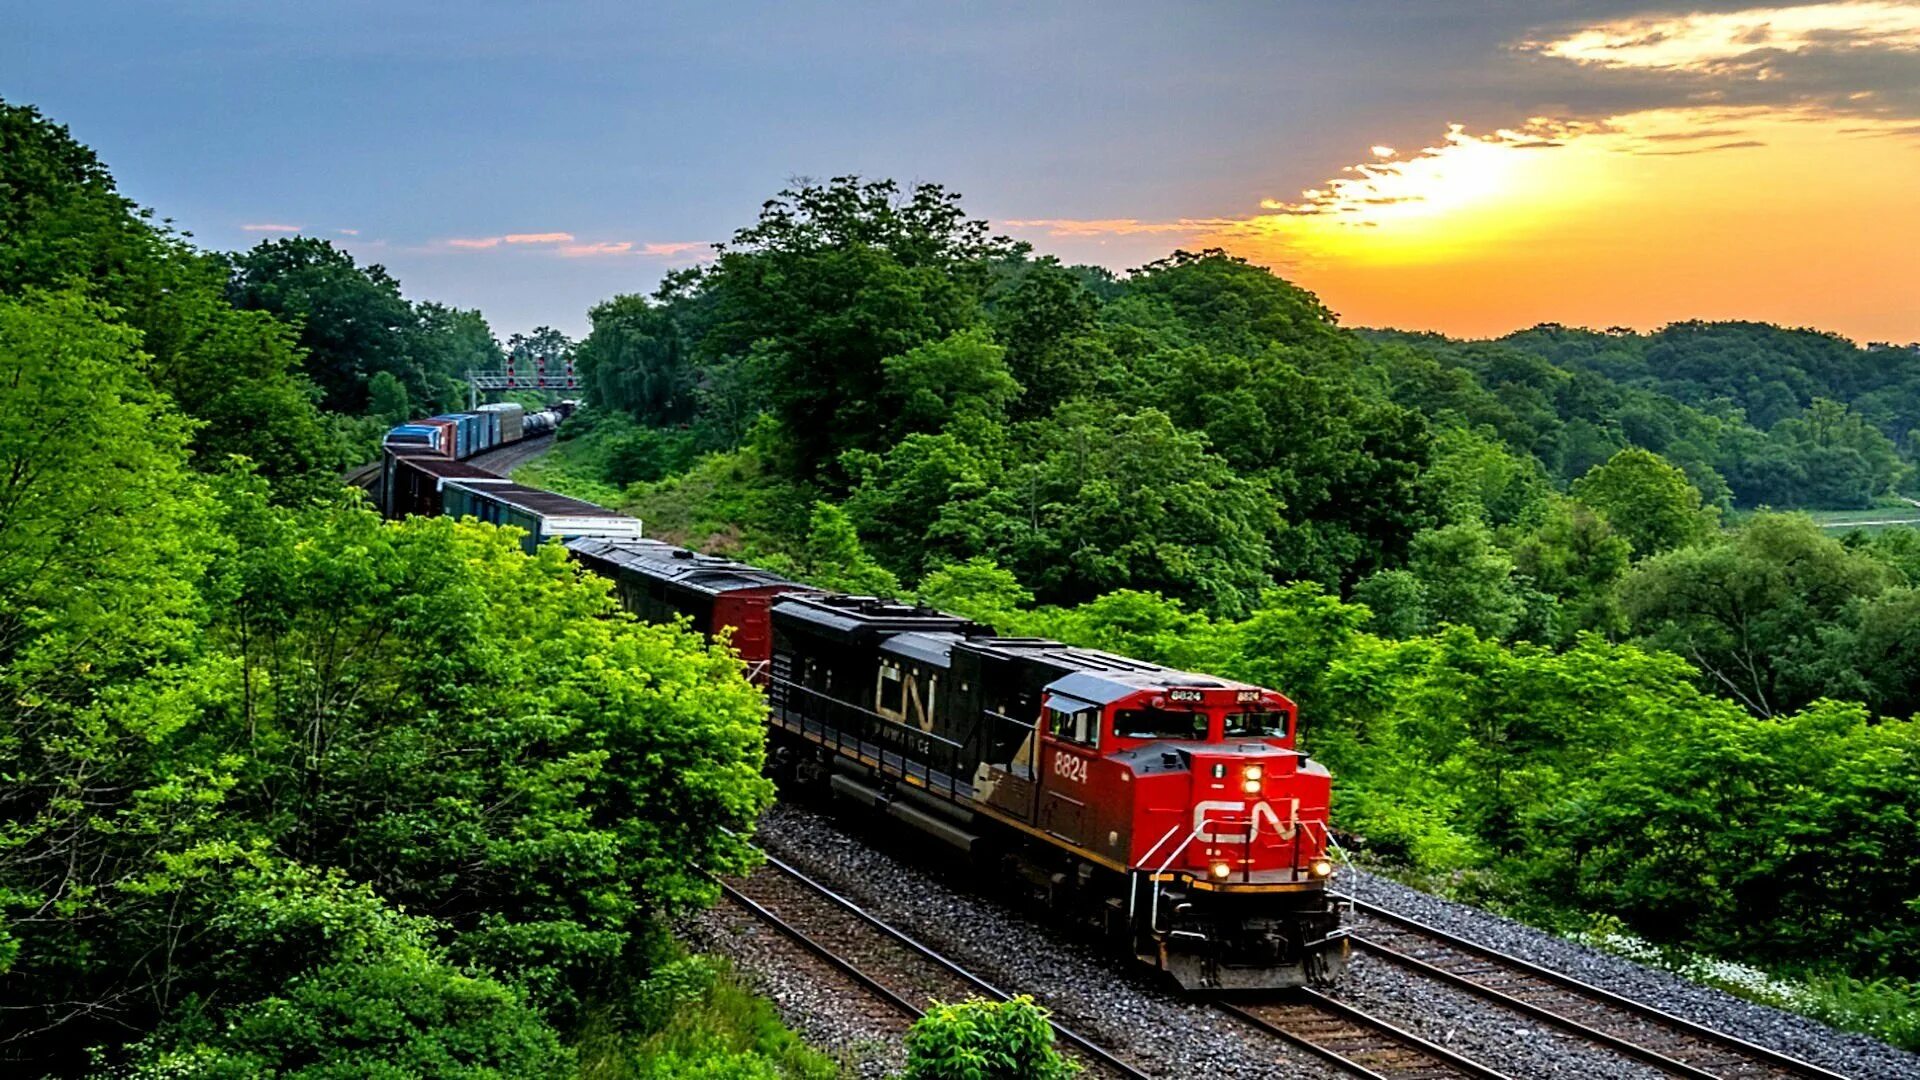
[1223,710,1289,738]
[1114,707,1211,740]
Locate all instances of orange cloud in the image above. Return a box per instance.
[1006,105,1920,342]
[504,231,574,244]
[640,241,706,257]
[1530,1,1920,72]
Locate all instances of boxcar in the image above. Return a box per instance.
[566,537,811,677]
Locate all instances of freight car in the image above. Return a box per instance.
[566,538,811,680]
[374,414,1344,990]
[439,480,641,553]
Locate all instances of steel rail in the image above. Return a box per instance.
[725,849,1152,1080]
[1219,988,1514,1079]
[1337,894,1851,1079]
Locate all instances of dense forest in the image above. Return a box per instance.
[6,91,1920,1073]
[523,177,1920,1044]
[0,101,839,1076]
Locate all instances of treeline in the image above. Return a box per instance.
[547,177,1920,1040]
[0,98,582,491]
[1,101,809,1075]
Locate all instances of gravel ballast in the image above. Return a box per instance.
[694,799,1917,1079]
[1340,868,1920,1079]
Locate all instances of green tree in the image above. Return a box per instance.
[753,502,903,596]
[1510,497,1632,641]
[671,177,1020,479]
[1624,513,1897,716]
[577,294,697,426]
[1404,523,1525,640]
[904,997,1079,1080]
[1570,448,1717,557]
[228,236,420,413]
[367,369,412,425]
[881,326,1021,439]
[1,101,339,495]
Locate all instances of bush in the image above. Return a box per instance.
[903,997,1079,1080]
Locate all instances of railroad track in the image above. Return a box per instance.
[1339,895,1850,1080]
[719,849,1150,1080]
[466,433,554,476]
[1220,991,1511,1079]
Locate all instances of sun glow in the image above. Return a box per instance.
[1005,106,1920,340]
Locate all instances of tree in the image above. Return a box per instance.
[881,327,1020,439]
[1624,513,1897,716]
[1,101,340,495]
[367,369,412,425]
[1403,523,1525,640]
[989,257,1107,418]
[228,236,419,413]
[577,294,697,426]
[752,502,902,596]
[1509,497,1632,642]
[1570,448,1717,557]
[904,997,1079,1080]
[671,177,1020,479]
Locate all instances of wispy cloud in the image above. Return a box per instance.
[999,217,1241,237]
[640,241,706,257]
[558,240,634,257]
[336,228,360,236]
[444,231,576,250]
[441,232,710,259]
[242,222,301,232]
[1528,2,1920,73]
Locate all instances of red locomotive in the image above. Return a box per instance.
[566,539,1349,990]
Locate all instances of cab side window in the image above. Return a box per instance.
[1047,706,1100,748]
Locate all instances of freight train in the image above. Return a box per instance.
[380,403,643,552]
[375,418,1348,991]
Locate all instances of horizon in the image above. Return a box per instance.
[8,1,1918,344]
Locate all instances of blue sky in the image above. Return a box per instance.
[9,2,1919,340]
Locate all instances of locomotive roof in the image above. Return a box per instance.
[565,537,801,595]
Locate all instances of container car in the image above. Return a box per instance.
[441,480,642,552]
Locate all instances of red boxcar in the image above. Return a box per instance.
[565,538,811,679]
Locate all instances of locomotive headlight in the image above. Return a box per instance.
[1242,779,1262,795]
[1210,860,1232,880]
[1308,856,1334,879]
[1244,764,1263,781]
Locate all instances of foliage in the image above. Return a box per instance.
[1625,514,1898,716]
[903,997,1079,1080]
[0,100,341,496]
[229,237,503,417]
[1569,448,1717,557]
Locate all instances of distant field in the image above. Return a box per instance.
[1731,506,1920,532]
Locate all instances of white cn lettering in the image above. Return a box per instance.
[1193,798,1299,842]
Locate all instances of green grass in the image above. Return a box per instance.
[575,951,850,1080]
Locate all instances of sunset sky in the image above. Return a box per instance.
[8,2,1918,341]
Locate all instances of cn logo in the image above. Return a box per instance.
[1193,798,1299,842]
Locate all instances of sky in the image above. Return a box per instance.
[6,1,1918,343]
